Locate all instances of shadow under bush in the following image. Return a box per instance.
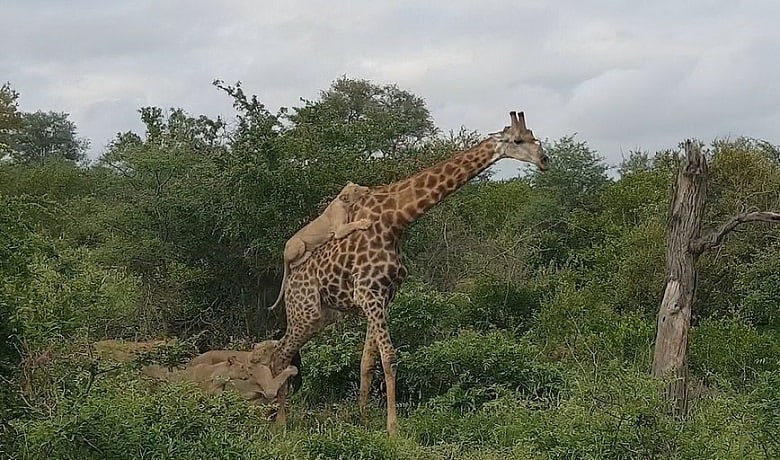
[459,277,543,334]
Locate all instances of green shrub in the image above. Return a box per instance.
[531,282,654,366]
[8,378,284,460]
[10,247,140,345]
[304,426,406,460]
[406,403,510,448]
[749,370,780,457]
[520,369,676,459]
[459,278,542,333]
[388,284,464,352]
[678,391,765,459]
[298,317,365,404]
[689,318,780,390]
[735,246,780,330]
[399,331,562,406]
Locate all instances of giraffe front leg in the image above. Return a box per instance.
[359,330,378,417]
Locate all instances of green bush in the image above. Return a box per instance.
[459,278,542,333]
[8,378,285,460]
[678,391,766,459]
[304,426,413,460]
[298,317,365,404]
[388,284,464,351]
[750,370,780,457]
[689,318,780,390]
[735,245,780,330]
[399,331,562,406]
[531,282,654,366]
[406,401,514,448]
[8,247,140,345]
[519,369,675,459]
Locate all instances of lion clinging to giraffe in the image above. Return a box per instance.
[269,181,372,311]
[267,110,548,436]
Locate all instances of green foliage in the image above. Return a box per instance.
[10,110,89,164]
[460,278,543,333]
[530,135,610,213]
[407,404,509,448]
[399,331,562,405]
[0,82,23,156]
[532,281,655,366]
[11,247,139,344]
[517,368,676,459]
[8,379,285,460]
[284,76,437,161]
[734,244,780,329]
[388,284,464,350]
[298,318,365,404]
[689,318,780,390]
[305,426,411,460]
[750,370,780,457]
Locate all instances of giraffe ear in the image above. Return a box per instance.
[489,126,510,138]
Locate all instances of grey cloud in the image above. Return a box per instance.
[3,0,779,167]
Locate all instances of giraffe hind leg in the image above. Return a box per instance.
[354,286,398,436]
[271,283,323,427]
[359,330,378,417]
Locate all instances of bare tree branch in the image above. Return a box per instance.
[691,211,780,254]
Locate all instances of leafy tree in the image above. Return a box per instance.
[282,76,437,162]
[10,110,89,164]
[530,135,610,212]
[0,82,23,157]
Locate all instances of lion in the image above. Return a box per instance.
[182,341,297,400]
[187,341,276,367]
[224,364,299,404]
[268,181,372,310]
[141,355,249,394]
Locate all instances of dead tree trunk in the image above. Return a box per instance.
[651,140,780,413]
[651,140,707,413]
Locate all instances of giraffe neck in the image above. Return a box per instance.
[377,138,500,231]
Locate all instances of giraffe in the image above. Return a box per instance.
[271,111,548,435]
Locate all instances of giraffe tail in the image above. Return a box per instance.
[268,263,289,310]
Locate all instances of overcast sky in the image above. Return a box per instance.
[3,0,779,177]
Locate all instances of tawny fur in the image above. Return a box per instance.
[142,356,249,394]
[224,365,298,403]
[147,342,295,403]
[269,182,372,310]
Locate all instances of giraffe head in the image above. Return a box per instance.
[489,111,549,171]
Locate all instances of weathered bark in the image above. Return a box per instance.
[651,140,708,413]
[651,141,780,413]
